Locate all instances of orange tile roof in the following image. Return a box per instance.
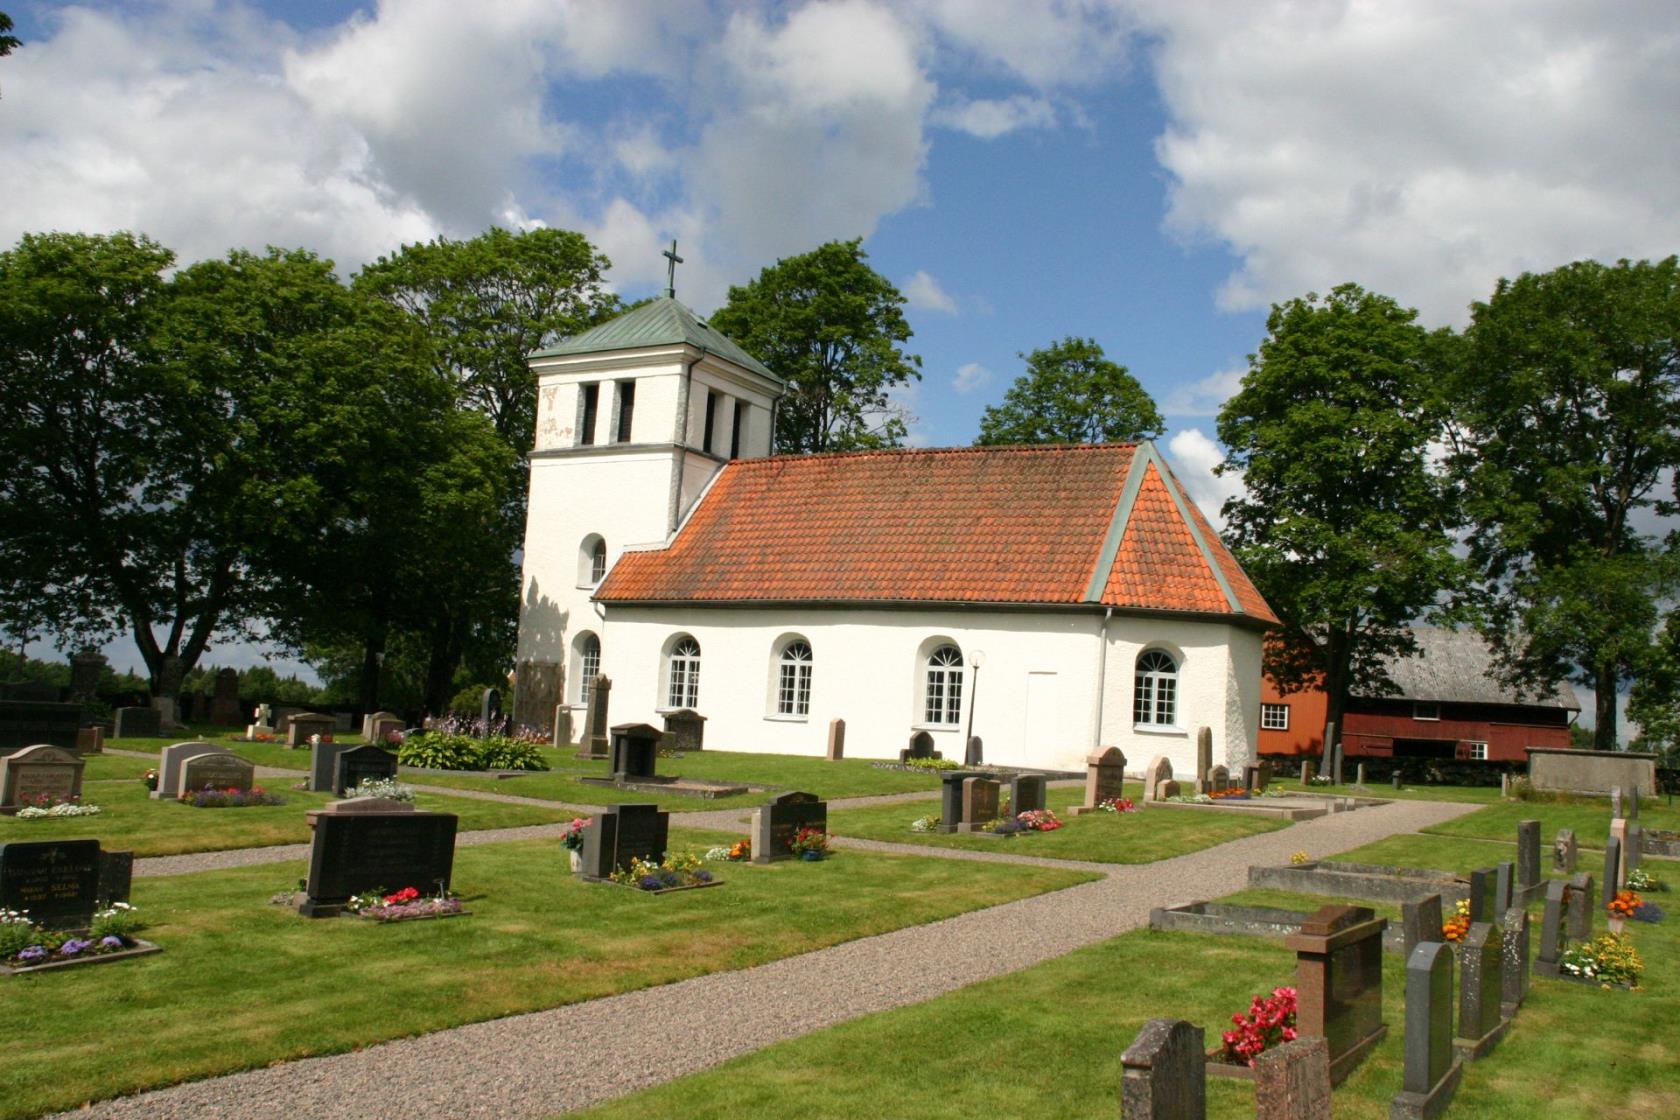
[594,443,1277,625]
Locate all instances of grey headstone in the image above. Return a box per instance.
[1356,762,1367,787]
[1320,720,1336,775]
[1466,868,1492,924]
[1393,940,1461,1120]
[1625,821,1643,875]
[177,752,255,799]
[1120,1018,1205,1120]
[1610,785,1623,819]
[1009,773,1046,815]
[1455,922,1506,1058]
[662,708,706,753]
[1196,726,1212,790]
[1494,862,1514,914]
[1500,773,1510,798]
[936,770,984,832]
[1332,742,1344,786]
[1536,879,1567,976]
[902,730,936,761]
[750,791,826,863]
[1393,771,1403,790]
[1604,836,1622,895]
[1500,904,1530,1017]
[1553,828,1577,873]
[1209,764,1230,793]
[1300,759,1313,784]
[1516,820,1541,892]
[309,741,356,793]
[578,803,668,880]
[112,706,161,739]
[334,745,398,797]
[1566,873,1595,943]
[964,735,983,767]
[479,688,502,734]
[153,741,232,801]
[97,849,134,907]
[1253,1036,1331,1120]
[1142,755,1173,801]
[1627,784,1640,821]
[1400,894,1444,959]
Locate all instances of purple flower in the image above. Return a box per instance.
[639,875,662,890]
[59,938,92,955]
[101,935,125,948]
[694,869,713,883]
[17,945,47,962]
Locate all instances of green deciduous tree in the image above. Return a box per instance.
[0,11,20,58]
[709,238,921,454]
[1450,257,1680,749]
[1217,283,1462,749]
[976,336,1163,446]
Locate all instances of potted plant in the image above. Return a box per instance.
[789,826,830,861]
[561,817,590,872]
[1607,889,1641,935]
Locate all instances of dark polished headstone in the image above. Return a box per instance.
[1391,940,1461,1120]
[959,777,1000,831]
[1285,904,1388,1085]
[661,708,705,752]
[578,803,669,879]
[299,803,457,917]
[751,791,827,863]
[309,741,356,793]
[1494,862,1514,914]
[1536,879,1567,977]
[1516,820,1541,894]
[334,745,398,797]
[1500,905,1530,1018]
[112,706,160,739]
[964,734,983,767]
[1566,873,1595,943]
[609,723,662,781]
[0,701,83,755]
[154,741,231,801]
[1009,773,1046,815]
[1120,1018,1205,1120]
[1455,922,1508,1060]
[1603,837,1622,895]
[936,770,984,833]
[97,849,133,908]
[1400,894,1444,960]
[0,839,103,929]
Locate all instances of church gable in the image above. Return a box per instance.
[595,442,1276,624]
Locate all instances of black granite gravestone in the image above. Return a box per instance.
[900,730,938,763]
[578,803,669,879]
[1009,774,1047,815]
[609,723,662,781]
[0,839,103,929]
[0,701,82,755]
[936,770,984,834]
[298,805,458,917]
[310,741,357,793]
[751,791,827,863]
[112,706,161,739]
[334,745,399,797]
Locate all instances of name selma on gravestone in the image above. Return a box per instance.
[0,839,102,929]
[298,801,458,918]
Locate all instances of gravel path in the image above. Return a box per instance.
[67,796,1477,1120]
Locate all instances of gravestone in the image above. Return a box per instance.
[0,682,57,702]
[153,741,232,801]
[1553,828,1577,874]
[211,668,241,726]
[1196,726,1213,793]
[937,770,984,832]
[1494,862,1514,914]
[825,718,845,761]
[334,745,398,797]
[97,849,133,908]
[1157,779,1181,799]
[1624,821,1643,877]
[1391,940,1461,1120]
[69,651,106,702]
[1500,773,1510,799]
[900,730,938,763]
[1454,922,1508,1060]
[1466,868,1494,924]
[1610,785,1623,819]
[1393,772,1403,790]
[1320,719,1336,777]
[1627,784,1640,821]
[1009,773,1047,815]
[177,752,255,798]
[286,713,335,748]
[577,803,669,880]
[1253,1036,1331,1120]
[309,740,357,793]
[479,687,502,734]
[609,723,662,781]
[751,791,827,863]
[1566,873,1594,943]
[1603,835,1622,895]
[1077,746,1127,813]
[248,703,274,739]
[662,708,706,753]
[1142,755,1173,802]
[1300,759,1315,784]
[1332,742,1344,786]
[964,734,983,767]
[1535,879,1568,977]
[959,777,1001,831]
[76,726,104,755]
[1119,1018,1205,1120]
[582,675,611,758]
[1400,893,1445,960]
[0,745,85,813]
[1245,764,1263,792]
[1515,820,1542,900]
[298,801,458,917]
[551,705,574,750]
[1209,764,1230,793]
[1356,762,1367,787]
[1285,904,1388,1084]
[361,710,401,741]
[369,714,404,745]
[1500,904,1530,1018]
[0,701,83,755]
[0,839,103,929]
[150,695,184,731]
[112,706,161,739]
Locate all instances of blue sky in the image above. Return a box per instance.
[4,1,1677,718]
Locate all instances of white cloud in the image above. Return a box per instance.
[920,0,1136,88]
[952,361,991,393]
[1133,0,1680,324]
[1163,364,1245,417]
[903,269,959,313]
[1166,427,1243,530]
[931,94,1056,139]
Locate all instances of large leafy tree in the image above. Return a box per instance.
[355,226,619,454]
[976,336,1163,446]
[1217,283,1462,749]
[709,238,921,454]
[1450,257,1680,748]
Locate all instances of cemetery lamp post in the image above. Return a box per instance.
[965,650,986,752]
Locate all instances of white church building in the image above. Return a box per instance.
[512,292,1278,777]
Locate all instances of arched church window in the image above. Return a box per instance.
[924,644,964,725]
[579,633,601,705]
[667,637,701,709]
[590,539,608,583]
[1134,649,1178,726]
[777,640,813,717]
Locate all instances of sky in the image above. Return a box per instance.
[4,0,1678,723]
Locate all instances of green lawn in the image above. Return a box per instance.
[4,834,1095,1120]
[826,783,1288,863]
[79,753,158,781]
[399,748,946,810]
[1267,777,1504,805]
[0,780,570,856]
[573,831,1679,1120]
[1422,796,1680,851]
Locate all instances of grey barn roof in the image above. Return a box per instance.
[1357,627,1580,711]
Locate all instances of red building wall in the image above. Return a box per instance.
[1258,677,1327,757]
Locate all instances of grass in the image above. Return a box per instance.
[1422,795,1680,850]
[572,829,1680,1120]
[1267,777,1504,804]
[398,748,947,810]
[0,780,571,856]
[826,782,1289,863]
[2,833,1095,1120]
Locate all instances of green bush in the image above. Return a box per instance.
[89,903,145,940]
[448,685,494,717]
[0,917,40,958]
[397,732,484,770]
[477,737,550,771]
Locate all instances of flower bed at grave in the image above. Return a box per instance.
[909,815,939,833]
[705,837,752,862]
[1098,797,1137,813]
[789,826,832,859]
[180,785,285,808]
[343,778,416,802]
[1213,986,1298,1070]
[1559,933,1644,989]
[1627,868,1667,893]
[1209,787,1250,800]
[1,903,149,971]
[345,886,464,922]
[1443,898,1471,942]
[143,768,159,791]
[1608,890,1642,923]
[992,809,1063,836]
[610,853,717,892]
[14,793,101,819]
[562,817,591,853]
[870,758,962,773]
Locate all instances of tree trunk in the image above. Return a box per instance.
[1594,662,1619,750]
[358,634,384,714]
[1322,626,1353,758]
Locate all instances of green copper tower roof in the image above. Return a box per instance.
[529,295,779,382]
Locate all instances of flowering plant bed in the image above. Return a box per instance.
[180,786,285,808]
[345,886,466,922]
[1443,898,1471,942]
[604,853,720,893]
[1626,868,1667,892]
[789,826,831,859]
[143,769,159,791]
[1210,986,1298,1073]
[343,778,416,802]
[1209,788,1251,800]
[1558,933,1643,989]
[14,794,102,819]
[870,758,962,773]
[992,809,1064,836]
[1,937,160,974]
[1097,797,1137,813]
[704,838,752,862]
[562,817,592,853]
[909,815,940,833]
[1,904,157,975]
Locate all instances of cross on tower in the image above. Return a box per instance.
[662,239,683,298]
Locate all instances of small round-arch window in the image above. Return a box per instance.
[590,539,608,583]
[777,641,813,716]
[667,637,701,709]
[1134,649,1178,726]
[924,645,964,725]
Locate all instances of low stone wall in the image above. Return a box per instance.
[1526,747,1657,796]
[1247,860,1468,905]
[1149,900,1409,954]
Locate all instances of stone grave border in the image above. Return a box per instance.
[1150,901,1413,955]
[0,939,161,976]
[581,875,726,896]
[1248,860,1470,905]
